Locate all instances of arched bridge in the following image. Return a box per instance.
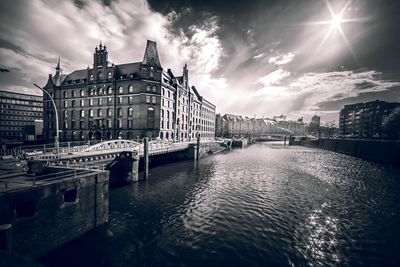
[31,139,191,162]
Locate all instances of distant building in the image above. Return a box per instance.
[339,100,400,138]
[311,115,320,127]
[42,40,215,142]
[0,90,43,141]
[277,119,306,136]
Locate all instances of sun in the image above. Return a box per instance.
[330,14,342,30]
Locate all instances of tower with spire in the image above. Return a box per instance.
[93,41,108,69]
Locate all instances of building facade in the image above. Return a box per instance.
[0,90,43,141]
[43,41,215,142]
[339,100,400,138]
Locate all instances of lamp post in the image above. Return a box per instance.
[34,83,59,156]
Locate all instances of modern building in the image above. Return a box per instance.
[310,115,321,127]
[339,100,400,138]
[0,90,43,141]
[42,40,215,142]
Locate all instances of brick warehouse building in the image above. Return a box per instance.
[42,41,215,142]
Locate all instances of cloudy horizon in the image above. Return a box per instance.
[1,0,399,125]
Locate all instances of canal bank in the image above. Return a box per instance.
[291,138,400,168]
[38,142,400,266]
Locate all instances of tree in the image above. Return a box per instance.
[382,107,400,140]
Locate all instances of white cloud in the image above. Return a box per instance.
[255,69,291,87]
[268,52,295,65]
[0,0,224,100]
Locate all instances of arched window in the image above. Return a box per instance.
[80,110,85,118]
[118,86,123,94]
[63,91,68,98]
[98,109,102,117]
[152,85,157,92]
[107,108,112,117]
[80,89,85,97]
[89,109,93,117]
[98,88,103,95]
[98,72,103,80]
[72,90,76,97]
[64,110,68,118]
[128,85,134,93]
[128,107,133,116]
[146,84,151,92]
[118,108,122,117]
[108,86,113,95]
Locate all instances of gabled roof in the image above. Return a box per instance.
[62,69,87,83]
[142,40,161,67]
[116,62,141,76]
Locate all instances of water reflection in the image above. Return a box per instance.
[40,143,400,267]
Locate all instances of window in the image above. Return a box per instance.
[107,97,112,105]
[146,85,151,92]
[168,91,170,98]
[152,85,157,92]
[64,101,68,108]
[72,90,76,97]
[128,107,133,116]
[80,99,85,107]
[71,100,75,107]
[98,88,103,95]
[128,120,133,128]
[98,98,102,105]
[118,119,122,128]
[89,74,94,81]
[64,110,68,118]
[63,121,68,129]
[64,91,68,98]
[71,110,76,119]
[118,108,122,117]
[118,97,123,105]
[89,88,94,96]
[107,108,112,117]
[107,120,112,128]
[80,90,85,97]
[152,96,156,104]
[147,107,154,116]
[167,110,170,119]
[162,88,165,95]
[108,87,113,95]
[80,110,85,118]
[80,121,84,129]
[161,109,164,118]
[146,95,150,103]
[118,86,123,94]
[98,109,102,117]
[89,99,93,106]
[89,109,93,117]
[108,72,112,78]
[128,85,134,93]
[150,70,154,78]
[128,96,133,104]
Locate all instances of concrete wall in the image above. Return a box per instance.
[299,138,400,167]
[0,168,109,259]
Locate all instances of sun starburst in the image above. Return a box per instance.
[307,0,369,61]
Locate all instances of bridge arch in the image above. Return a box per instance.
[82,139,141,152]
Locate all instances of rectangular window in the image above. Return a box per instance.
[98,98,102,105]
[72,100,75,107]
[146,95,150,103]
[118,119,122,128]
[152,96,156,104]
[107,120,112,128]
[81,99,84,107]
[71,121,75,129]
[64,101,68,108]
[107,97,112,105]
[89,99,93,106]
[80,121,84,129]
[128,96,133,104]
[118,97,123,105]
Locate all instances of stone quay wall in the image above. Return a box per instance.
[0,168,109,259]
[297,138,400,167]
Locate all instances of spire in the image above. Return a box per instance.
[55,56,62,77]
[142,40,161,67]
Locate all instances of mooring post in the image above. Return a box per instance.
[0,224,12,253]
[144,137,149,180]
[196,134,200,160]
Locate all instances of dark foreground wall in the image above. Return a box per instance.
[0,168,109,259]
[298,138,400,167]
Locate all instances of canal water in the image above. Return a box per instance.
[40,142,400,266]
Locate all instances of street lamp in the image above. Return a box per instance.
[34,83,59,156]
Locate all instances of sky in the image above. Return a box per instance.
[0,0,399,125]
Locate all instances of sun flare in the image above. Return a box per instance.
[330,14,342,30]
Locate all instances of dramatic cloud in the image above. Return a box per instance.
[268,52,295,66]
[1,0,399,123]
